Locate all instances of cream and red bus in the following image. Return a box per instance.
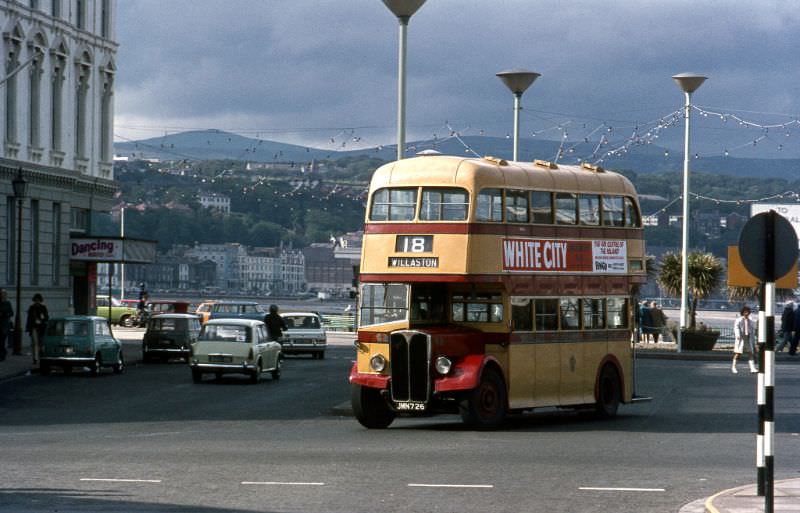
[349,154,647,429]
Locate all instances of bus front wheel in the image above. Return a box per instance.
[460,368,507,430]
[352,384,395,429]
[595,364,621,418]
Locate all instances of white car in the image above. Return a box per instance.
[189,319,282,383]
[280,312,327,359]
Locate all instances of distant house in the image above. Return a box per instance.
[198,193,231,213]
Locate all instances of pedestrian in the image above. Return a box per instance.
[264,304,287,342]
[0,289,13,361]
[790,302,800,356]
[649,301,667,344]
[732,305,757,374]
[776,301,795,353]
[639,300,653,343]
[25,293,48,364]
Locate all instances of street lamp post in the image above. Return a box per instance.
[12,168,28,355]
[672,73,707,353]
[496,69,540,162]
[382,0,427,161]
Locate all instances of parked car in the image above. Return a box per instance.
[95,295,139,327]
[206,301,266,323]
[189,318,282,383]
[149,301,191,315]
[142,314,201,362]
[280,312,327,359]
[195,301,218,324]
[40,316,125,375]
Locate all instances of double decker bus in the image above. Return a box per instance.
[349,154,647,429]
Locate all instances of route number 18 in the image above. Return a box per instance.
[395,235,432,253]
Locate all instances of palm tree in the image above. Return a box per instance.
[657,251,724,329]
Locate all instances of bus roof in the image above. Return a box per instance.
[368,155,638,197]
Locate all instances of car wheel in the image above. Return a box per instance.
[595,364,621,419]
[121,315,133,328]
[271,356,282,380]
[250,360,262,384]
[352,384,395,429]
[40,363,51,376]
[192,369,202,383]
[91,354,102,377]
[459,367,507,430]
[112,351,125,374]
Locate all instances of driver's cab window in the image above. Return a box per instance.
[410,284,447,324]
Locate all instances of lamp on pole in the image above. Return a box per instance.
[382,0,427,161]
[11,168,28,355]
[672,72,706,352]
[496,69,540,161]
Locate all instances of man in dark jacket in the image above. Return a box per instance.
[777,301,795,352]
[264,304,288,342]
[26,293,48,364]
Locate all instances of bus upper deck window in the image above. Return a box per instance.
[476,188,503,222]
[506,190,529,223]
[602,196,624,227]
[420,188,468,221]
[579,194,600,226]
[624,197,641,227]
[555,193,577,225]
[530,191,553,224]
[370,188,417,221]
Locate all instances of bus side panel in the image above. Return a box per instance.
[608,339,633,402]
[559,340,585,405]
[533,344,560,407]
[583,340,609,404]
[507,343,535,409]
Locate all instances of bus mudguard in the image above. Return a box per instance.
[435,354,500,393]
[348,362,390,389]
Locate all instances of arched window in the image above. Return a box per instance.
[50,39,69,156]
[100,58,115,163]
[4,23,25,147]
[28,31,48,153]
[74,49,92,160]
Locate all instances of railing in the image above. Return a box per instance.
[322,313,355,332]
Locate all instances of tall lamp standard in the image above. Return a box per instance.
[496,69,540,161]
[11,168,27,355]
[672,73,706,352]
[382,0,427,161]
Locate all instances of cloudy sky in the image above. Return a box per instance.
[115,1,800,158]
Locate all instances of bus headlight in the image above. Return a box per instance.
[370,354,386,372]
[435,356,452,375]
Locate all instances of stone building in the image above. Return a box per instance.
[0,1,118,317]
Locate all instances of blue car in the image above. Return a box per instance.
[40,316,125,375]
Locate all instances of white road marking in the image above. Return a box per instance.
[408,483,494,489]
[241,481,325,486]
[579,486,665,492]
[80,478,162,483]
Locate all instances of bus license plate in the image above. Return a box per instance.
[395,402,426,411]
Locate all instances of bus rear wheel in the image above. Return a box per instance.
[460,368,507,430]
[352,384,395,429]
[595,364,621,418]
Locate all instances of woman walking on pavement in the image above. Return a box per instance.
[732,305,757,374]
[26,293,48,364]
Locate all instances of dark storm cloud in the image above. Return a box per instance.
[115,1,800,151]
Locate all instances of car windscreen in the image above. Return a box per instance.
[47,320,90,337]
[283,315,320,329]
[199,325,250,343]
[148,318,187,332]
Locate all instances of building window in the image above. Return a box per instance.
[75,55,91,159]
[101,0,111,37]
[28,46,44,150]
[51,50,66,152]
[6,198,16,284]
[76,0,86,29]
[100,68,114,162]
[52,0,60,17]
[70,207,88,233]
[52,203,61,285]
[30,200,39,285]
[5,34,22,145]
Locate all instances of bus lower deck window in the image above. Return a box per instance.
[559,298,580,330]
[511,298,533,331]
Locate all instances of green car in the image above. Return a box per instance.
[40,316,125,375]
[95,295,139,326]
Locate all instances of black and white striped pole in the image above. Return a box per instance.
[738,210,796,513]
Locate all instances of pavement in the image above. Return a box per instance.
[3,329,799,513]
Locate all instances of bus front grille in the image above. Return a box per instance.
[389,332,430,403]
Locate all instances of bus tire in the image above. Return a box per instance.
[459,367,507,430]
[352,384,395,429]
[595,364,621,418]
